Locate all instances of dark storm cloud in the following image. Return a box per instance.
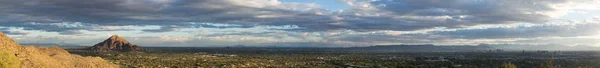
[0,0,339,33]
[0,0,585,34]
[142,25,185,33]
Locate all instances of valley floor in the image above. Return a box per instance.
[67,47,600,68]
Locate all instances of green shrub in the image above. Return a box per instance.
[0,51,20,68]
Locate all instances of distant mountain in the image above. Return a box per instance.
[354,44,600,52]
[90,35,143,52]
[21,43,82,47]
[350,44,492,52]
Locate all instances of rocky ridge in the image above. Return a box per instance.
[90,35,143,52]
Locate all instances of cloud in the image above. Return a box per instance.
[512,37,600,46]
[11,17,600,47]
[3,0,600,47]
[0,28,30,35]
[331,0,600,31]
[430,17,600,39]
[6,22,134,35]
[57,30,84,35]
[1,0,596,34]
[0,0,327,32]
[142,25,185,33]
[264,42,354,47]
[12,35,105,45]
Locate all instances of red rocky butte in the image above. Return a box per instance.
[90,35,143,52]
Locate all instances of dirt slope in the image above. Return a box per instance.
[0,32,119,68]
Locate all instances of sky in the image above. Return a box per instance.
[1,0,600,47]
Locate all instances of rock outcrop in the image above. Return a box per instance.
[90,35,143,52]
[0,32,119,68]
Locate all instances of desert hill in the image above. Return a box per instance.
[90,35,143,52]
[0,32,119,68]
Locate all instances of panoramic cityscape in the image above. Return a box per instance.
[2,0,600,68]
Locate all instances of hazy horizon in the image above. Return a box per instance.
[19,42,600,51]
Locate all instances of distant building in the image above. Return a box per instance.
[537,50,549,53]
[496,49,504,52]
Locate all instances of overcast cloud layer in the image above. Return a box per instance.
[1,0,600,47]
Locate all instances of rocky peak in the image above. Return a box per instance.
[91,35,143,52]
[109,35,127,42]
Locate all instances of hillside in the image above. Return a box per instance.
[0,32,118,68]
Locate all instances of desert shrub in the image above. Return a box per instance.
[501,62,517,68]
[0,51,20,68]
